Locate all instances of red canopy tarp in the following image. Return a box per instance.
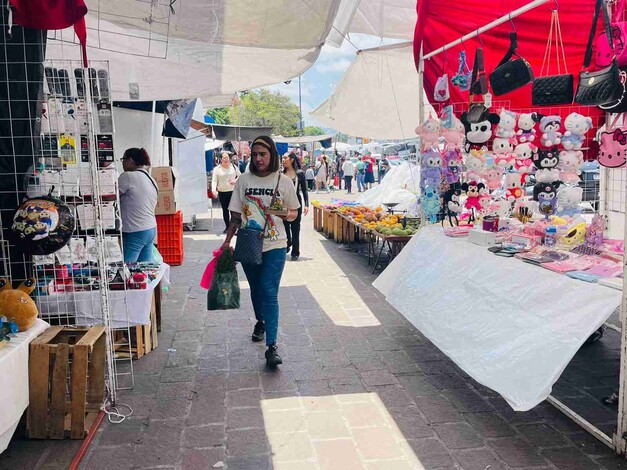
[414,0,605,116]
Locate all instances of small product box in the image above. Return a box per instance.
[152,166,178,191]
[468,228,497,247]
[155,190,179,215]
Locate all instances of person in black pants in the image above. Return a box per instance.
[282,152,309,261]
[211,152,240,233]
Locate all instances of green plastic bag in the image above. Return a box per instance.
[207,271,240,310]
[207,249,240,310]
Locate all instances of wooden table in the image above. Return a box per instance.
[367,231,412,274]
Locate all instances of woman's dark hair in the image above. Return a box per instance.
[124,147,151,166]
[249,135,280,174]
[283,152,302,173]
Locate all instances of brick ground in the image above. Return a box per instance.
[2,195,627,469]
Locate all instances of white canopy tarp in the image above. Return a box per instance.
[274,133,336,144]
[327,0,417,46]
[357,162,419,212]
[310,43,433,140]
[46,0,342,101]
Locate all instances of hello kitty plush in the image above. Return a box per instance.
[441,115,465,150]
[517,112,539,143]
[557,186,583,217]
[484,165,504,192]
[465,150,486,182]
[416,117,441,151]
[562,113,593,151]
[558,150,583,184]
[504,172,524,202]
[492,137,516,169]
[495,109,518,139]
[513,142,537,175]
[540,115,563,147]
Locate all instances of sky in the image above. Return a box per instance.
[262,34,403,130]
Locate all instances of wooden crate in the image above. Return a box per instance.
[28,326,106,440]
[313,206,323,231]
[112,290,159,359]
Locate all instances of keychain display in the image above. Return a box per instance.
[451,50,472,91]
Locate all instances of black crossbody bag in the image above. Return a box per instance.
[489,32,534,96]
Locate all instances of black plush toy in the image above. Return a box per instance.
[532,181,561,202]
[532,147,559,170]
[442,186,463,227]
[461,110,500,153]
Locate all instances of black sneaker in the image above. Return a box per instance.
[291,255,299,261]
[252,321,265,342]
[265,345,282,367]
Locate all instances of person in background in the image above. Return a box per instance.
[342,157,355,194]
[315,155,329,193]
[239,153,249,174]
[335,151,343,190]
[212,151,241,233]
[305,164,315,190]
[282,152,309,261]
[118,147,158,263]
[356,155,366,192]
[222,136,300,367]
[379,157,390,183]
[364,153,375,190]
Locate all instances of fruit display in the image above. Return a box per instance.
[340,206,418,237]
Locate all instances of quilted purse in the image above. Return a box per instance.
[489,32,534,96]
[532,9,574,106]
[233,173,281,265]
[575,0,624,107]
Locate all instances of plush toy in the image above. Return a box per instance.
[465,150,487,182]
[562,113,593,151]
[420,149,443,191]
[0,278,38,331]
[557,186,583,217]
[495,109,518,139]
[443,148,463,184]
[492,137,516,169]
[517,112,540,143]
[441,115,465,150]
[504,172,524,202]
[421,185,441,224]
[461,181,485,211]
[599,128,627,168]
[533,181,561,202]
[442,187,463,226]
[533,147,561,183]
[513,142,537,175]
[484,165,504,192]
[461,110,500,153]
[560,222,587,247]
[558,150,583,184]
[537,187,558,220]
[416,117,441,150]
[539,115,563,147]
[485,197,511,219]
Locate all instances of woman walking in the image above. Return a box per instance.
[212,152,241,233]
[118,147,158,263]
[315,155,329,193]
[222,136,300,367]
[282,152,309,261]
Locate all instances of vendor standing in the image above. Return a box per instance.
[118,147,158,263]
[212,151,241,233]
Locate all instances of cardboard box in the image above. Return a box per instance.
[152,166,178,191]
[468,229,497,247]
[155,190,178,215]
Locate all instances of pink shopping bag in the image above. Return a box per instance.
[200,248,223,289]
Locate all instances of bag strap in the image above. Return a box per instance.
[584,0,615,69]
[613,0,625,22]
[495,32,519,68]
[469,48,487,99]
[136,169,159,194]
[261,172,282,235]
[541,10,569,76]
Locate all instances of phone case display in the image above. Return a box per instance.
[96,134,114,167]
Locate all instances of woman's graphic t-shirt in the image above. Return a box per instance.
[229,172,300,252]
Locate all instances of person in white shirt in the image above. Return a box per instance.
[341,158,355,194]
[212,151,241,233]
[118,147,159,262]
[305,165,315,190]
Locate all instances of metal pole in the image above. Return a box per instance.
[150,100,156,161]
[299,75,303,136]
[418,43,425,125]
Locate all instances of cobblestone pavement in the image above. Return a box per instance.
[17,190,614,470]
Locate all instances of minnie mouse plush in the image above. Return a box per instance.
[461,181,485,222]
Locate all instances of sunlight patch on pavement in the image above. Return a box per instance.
[261,393,424,470]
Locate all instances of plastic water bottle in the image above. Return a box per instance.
[545,225,557,247]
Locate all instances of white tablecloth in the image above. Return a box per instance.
[0,319,49,454]
[37,264,170,328]
[373,227,622,411]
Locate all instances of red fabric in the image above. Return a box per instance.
[9,0,87,30]
[414,0,605,115]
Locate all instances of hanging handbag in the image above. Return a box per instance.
[575,0,625,107]
[489,32,534,96]
[532,10,574,106]
[233,173,281,265]
[596,0,627,67]
[434,74,450,102]
[465,49,489,123]
[599,113,627,168]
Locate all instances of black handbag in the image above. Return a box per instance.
[575,0,625,107]
[233,173,281,265]
[465,49,489,123]
[532,9,574,106]
[489,32,534,96]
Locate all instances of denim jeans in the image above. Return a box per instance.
[357,172,366,192]
[123,227,156,263]
[242,248,286,345]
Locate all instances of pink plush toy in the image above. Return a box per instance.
[416,117,441,151]
[465,150,486,182]
[441,115,465,150]
[558,150,583,183]
[484,165,504,192]
[513,142,537,175]
[492,137,516,170]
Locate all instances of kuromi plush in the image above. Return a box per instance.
[539,115,563,147]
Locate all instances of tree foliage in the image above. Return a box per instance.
[302,125,325,136]
[228,89,300,136]
[205,107,231,125]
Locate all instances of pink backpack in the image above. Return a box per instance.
[596,0,627,67]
